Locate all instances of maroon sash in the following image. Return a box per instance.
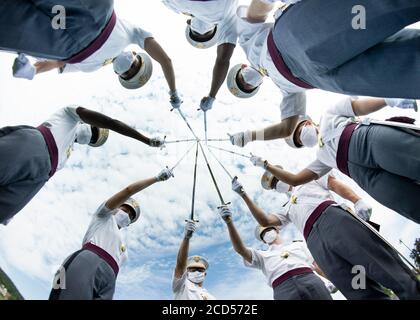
[37,125,58,178]
[64,11,117,64]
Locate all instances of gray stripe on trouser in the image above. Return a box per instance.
[51,250,116,300]
[307,206,420,300]
[347,125,420,224]
[0,0,114,60]
[273,0,420,98]
[273,273,332,300]
[0,126,51,224]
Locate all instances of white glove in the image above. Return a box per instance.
[231,177,245,195]
[169,90,183,109]
[149,137,165,148]
[184,219,197,239]
[250,154,267,169]
[156,167,174,181]
[228,130,253,148]
[218,205,232,223]
[354,199,372,221]
[325,280,338,294]
[200,96,215,112]
[385,98,418,112]
[12,53,36,80]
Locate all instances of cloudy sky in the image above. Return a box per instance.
[0,1,419,300]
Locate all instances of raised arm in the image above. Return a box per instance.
[144,38,176,92]
[218,206,252,263]
[351,98,386,116]
[75,107,157,147]
[247,0,275,23]
[174,220,196,279]
[327,175,372,221]
[209,43,235,98]
[327,175,360,204]
[263,160,318,186]
[253,116,299,140]
[105,178,157,211]
[351,97,417,116]
[232,178,281,227]
[105,169,173,210]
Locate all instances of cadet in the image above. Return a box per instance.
[162,0,238,112]
[228,0,420,146]
[232,167,420,299]
[49,169,173,299]
[0,106,165,225]
[218,205,334,300]
[173,220,215,300]
[256,97,420,225]
[1,0,180,108]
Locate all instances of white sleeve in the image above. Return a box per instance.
[243,248,264,269]
[326,97,356,118]
[63,106,82,122]
[172,271,187,294]
[217,14,238,45]
[270,209,290,228]
[120,19,153,49]
[279,91,306,120]
[306,159,332,178]
[60,63,81,73]
[43,107,81,127]
[316,174,332,190]
[95,202,116,218]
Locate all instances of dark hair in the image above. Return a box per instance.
[189,25,218,43]
[235,69,258,94]
[90,126,99,145]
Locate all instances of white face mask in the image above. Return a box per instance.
[275,180,290,193]
[75,124,92,145]
[300,124,318,148]
[241,67,264,87]
[188,271,206,284]
[190,18,215,35]
[115,210,130,229]
[113,51,135,75]
[263,229,278,244]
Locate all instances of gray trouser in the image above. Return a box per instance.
[307,206,420,300]
[0,126,51,224]
[273,272,332,300]
[273,0,420,99]
[49,250,116,300]
[348,125,420,224]
[0,0,114,60]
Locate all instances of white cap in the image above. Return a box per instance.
[123,197,141,224]
[261,165,290,193]
[190,18,215,35]
[117,52,153,90]
[185,19,218,49]
[75,124,92,145]
[227,64,262,99]
[255,225,279,242]
[284,115,313,149]
[89,127,109,147]
[187,256,209,270]
[113,51,136,75]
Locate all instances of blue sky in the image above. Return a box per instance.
[0,1,419,300]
